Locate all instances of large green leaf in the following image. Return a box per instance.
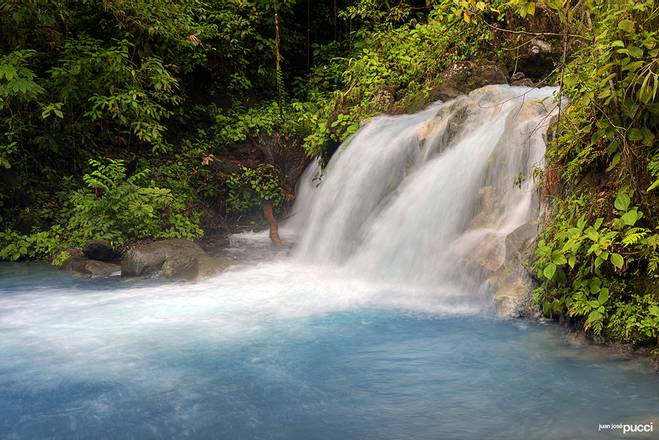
[614,191,630,211]
[610,253,624,269]
[543,263,557,280]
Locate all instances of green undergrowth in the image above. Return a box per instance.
[528,0,659,351]
[0,158,201,261]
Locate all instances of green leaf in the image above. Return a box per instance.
[543,263,557,280]
[621,210,639,226]
[586,229,599,241]
[628,128,644,141]
[597,288,609,305]
[627,46,644,58]
[607,153,621,170]
[610,253,624,269]
[588,309,602,322]
[552,253,567,265]
[614,191,630,211]
[618,19,635,33]
[526,1,535,16]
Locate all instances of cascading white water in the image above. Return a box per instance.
[290,85,559,308]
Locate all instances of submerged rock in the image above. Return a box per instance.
[61,253,121,278]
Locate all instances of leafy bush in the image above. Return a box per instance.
[65,158,202,245]
[0,159,202,261]
[226,164,287,215]
[0,227,63,262]
[533,190,659,346]
[526,0,659,349]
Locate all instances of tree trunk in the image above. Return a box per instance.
[273,0,284,121]
[262,201,282,248]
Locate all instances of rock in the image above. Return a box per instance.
[432,84,463,102]
[162,255,233,281]
[83,240,117,261]
[61,255,121,278]
[470,186,501,229]
[487,223,540,318]
[428,61,508,102]
[511,78,536,88]
[464,231,506,273]
[493,278,532,317]
[372,86,396,111]
[514,42,557,80]
[121,239,206,277]
[505,223,538,262]
[530,39,552,54]
[120,239,232,280]
[474,63,508,85]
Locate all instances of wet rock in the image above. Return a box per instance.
[61,255,121,278]
[510,72,536,88]
[470,186,502,229]
[121,239,206,277]
[488,222,540,318]
[83,240,117,261]
[467,231,506,273]
[161,254,233,281]
[493,279,530,317]
[505,223,538,262]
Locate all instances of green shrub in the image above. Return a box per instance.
[528,0,659,349]
[66,158,202,245]
[226,164,286,215]
[0,158,202,261]
[533,191,659,346]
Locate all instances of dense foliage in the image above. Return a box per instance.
[0,0,323,256]
[526,0,659,349]
[0,158,201,260]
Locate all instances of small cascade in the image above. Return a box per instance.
[290,85,560,312]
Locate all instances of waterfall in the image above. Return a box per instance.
[289,85,560,312]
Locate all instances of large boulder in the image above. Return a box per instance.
[61,252,121,278]
[82,240,117,261]
[121,239,207,277]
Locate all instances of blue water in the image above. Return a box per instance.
[0,263,657,439]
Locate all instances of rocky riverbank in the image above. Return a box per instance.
[61,238,234,282]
